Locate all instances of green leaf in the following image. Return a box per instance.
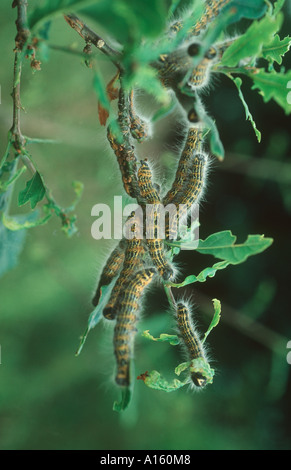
[202,299,222,344]
[124,65,170,105]
[76,278,116,356]
[142,330,180,346]
[113,387,132,412]
[232,77,262,142]
[225,0,268,24]
[196,231,273,262]
[18,172,46,209]
[262,34,291,65]
[170,232,273,288]
[2,211,52,231]
[143,370,187,392]
[175,358,215,386]
[29,0,100,31]
[249,69,291,115]
[220,10,283,67]
[93,71,110,111]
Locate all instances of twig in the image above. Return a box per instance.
[10,0,30,152]
[64,13,122,69]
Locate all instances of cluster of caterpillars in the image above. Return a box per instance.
[90,0,232,389]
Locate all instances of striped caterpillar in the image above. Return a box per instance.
[128,90,150,143]
[176,301,209,388]
[138,160,174,281]
[107,87,140,199]
[163,127,203,206]
[103,229,146,320]
[163,126,207,240]
[92,239,126,307]
[169,0,232,37]
[114,268,156,387]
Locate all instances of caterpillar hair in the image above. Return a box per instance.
[190,0,232,37]
[166,0,232,39]
[92,239,126,307]
[176,301,209,388]
[138,159,160,204]
[138,160,174,281]
[103,236,146,320]
[129,90,151,143]
[163,126,203,206]
[188,45,218,90]
[107,88,140,199]
[114,268,156,387]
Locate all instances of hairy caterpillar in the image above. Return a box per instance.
[92,239,126,307]
[190,0,232,36]
[176,301,209,388]
[107,88,140,198]
[168,0,232,38]
[163,127,203,206]
[138,160,174,281]
[128,90,150,143]
[178,152,207,208]
[188,45,218,89]
[114,268,156,387]
[103,236,146,320]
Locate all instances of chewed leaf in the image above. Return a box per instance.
[169,232,273,288]
[196,232,273,263]
[142,330,180,346]
[232,77,261,142]
[2,211,52,231]
[248,69,291,115]
[202,299,222,344]
[220,10,282,67]
[143,370,187,392]
[113,387,132,412]
[18,171,46,209]
[262,34,291,66]
[76,278,116,356]
[189,358,215,385]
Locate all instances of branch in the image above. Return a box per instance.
[10,0,31,152]
[64,13,122,69]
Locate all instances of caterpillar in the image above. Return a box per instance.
[114,268,156,387]
[128,90,150,143]
[167,0,232,38]
[138,160,174,281]
[154,47,193,89]
[188,45,218,89]
[190,0,232,37]
[176,301,208,388]
[92,239,126,307]
[163,127,203,206]
[137,159,160,204]
[103,236,146,320]
[107,88,139,199]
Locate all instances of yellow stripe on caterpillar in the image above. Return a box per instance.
[176,301,208,388]
[114,268,156,387]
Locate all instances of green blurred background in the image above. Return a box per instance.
[0,0,291,450]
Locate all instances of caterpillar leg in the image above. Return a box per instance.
[114,268,156,387]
